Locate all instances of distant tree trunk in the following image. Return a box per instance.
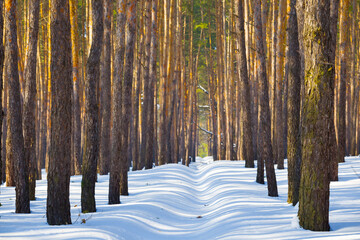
[109,0,127,205]
[329,0,339,181]
[141,0,156,170]
[81,0,103,213]
[275,0,287,169]
[0,0,4,185]
[298,0,333,231]
[5,0,30,213]
[69,0,82,175]
[254,0,278,197]
[235,0,254,168]
[23,0,40,201]
[47,0,72,225]
[287,0,301,206]
[99,0,111,175]
[338,0,350,163]
[120,0,136,196]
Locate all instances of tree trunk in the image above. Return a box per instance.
[5,0,30,213]
[254,0,278,197]
[287,0,301,206]
[99,0,112,175]
[109,0,127,205]
[120,0,136,196]
[141,0,156,170]
[298,0,333,231]
[46,0,72,225]
[69,0,82,176]
[329,0,339,181]
[235,0,254,168]
[338,0,350,163]
[23,0,40,201]
[81,0,103,213]
[0,0,4,185]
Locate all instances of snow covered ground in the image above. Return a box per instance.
[0,156,360,240]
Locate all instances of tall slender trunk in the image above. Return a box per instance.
[0,0,4,185]
[287,0,301,206]
[99,0,112,175]
[69,0,82,175]
[23,0,40,201]
[109,0,127,205]
[120,0,137,196]
[81,0,104,213]
[338,0,350,162]
[235,0,254,168]
[254,0,278,197]
[5,0,30,213]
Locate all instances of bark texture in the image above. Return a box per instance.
[0,0,4,185]
[287,0,302,206]
[119,0,136,196]
[5,0,30,213]
[298,0,333,231]
[47,0,72,225]
[99,0,112,175]
[69,0,82,175]
[23,0,40,201]
[254,0,278,197]
[235,0,254,168]
[109,0,126,205]
[81,0,103,213]
[338,0,349,163]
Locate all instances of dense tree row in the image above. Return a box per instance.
[0,0,359,231]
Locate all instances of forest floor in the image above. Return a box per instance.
[0,157,360,240]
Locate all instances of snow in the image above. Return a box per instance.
[1,157,360,240]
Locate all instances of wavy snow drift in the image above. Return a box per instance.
[1,157,360,239]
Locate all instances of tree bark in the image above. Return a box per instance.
[23,0,40,201]
[298,0,333,231]
[99,0,112,175]
[46,0,72,225]
[69,0,82,175]
[338,0,350,163]
[235,0,254,168]
[109,0,127,205]
[254,0,278,197]
[81,0,103,213]
[5,0,30,213]
[120,0,136,196]
[0,0,4,185]
[287,0,301,206]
